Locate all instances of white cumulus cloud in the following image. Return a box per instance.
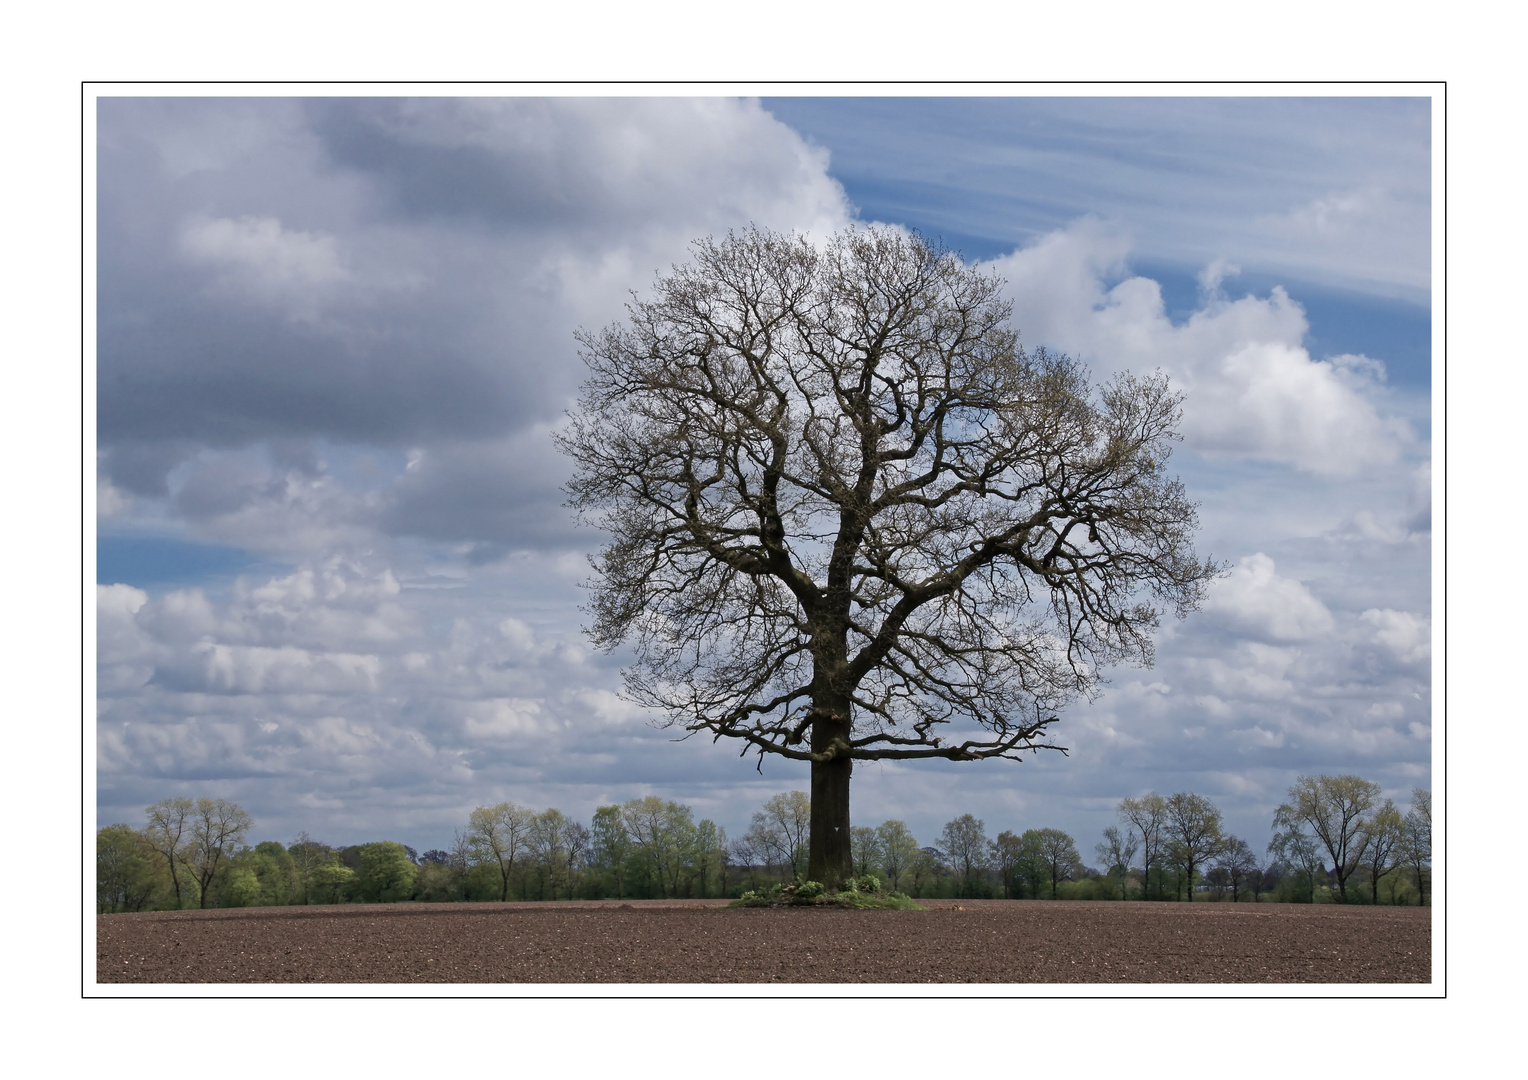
[1201,553,1336,643]
[985,222,1412,475]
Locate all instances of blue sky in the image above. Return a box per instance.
[94,95,1433,861]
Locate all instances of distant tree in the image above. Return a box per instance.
[356,841,417,903]
[621,796,698,897]
[849,826,882,879]
[591,806,632,899]
[310,859,357,904]
[528,808,572,900]
[1249,859,1280,903]
[1213,836,1258,902]
[1400,787,1431,906]
[939,814,992,897]
[420,849,451,865]
[288,832,332,905]
[144,797,195,909]
[728,836,762,892]
[564,821,592,899]
[230,840,296,906]
[907,847,944,898]
[1095,825,1140,901]
[1117,793,1168,900]
[1268,827,1325,903]
[991,830,1025,898]
[875,820,921,893]
[1357,799,1405,904]
[186,798,254,909]
[97,824,159,913]
[1028,828,1083,899]
[468,802,534,902]
[690,819,727,898]
[744,792,811,882]
[1275,775,1381,903]
[1163,792,1224,901]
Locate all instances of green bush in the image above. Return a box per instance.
[220,866,263,908]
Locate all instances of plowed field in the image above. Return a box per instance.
[97,899,1430,984]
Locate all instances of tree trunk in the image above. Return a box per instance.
[806,712,853,890]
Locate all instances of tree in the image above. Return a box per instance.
[591,806,632,899]
[621,796,698,897]
[939,814,991,897]
[875,820,920,893]
[467,801,533,901]
[690,819,728,898]
[907,847,943,898]
[1163,792,1223,901]
[356,841,417,903]
[1268,827,1324,903]
[144,797,194,909]
[991,830,1026,898]
[1358,799,1405,904]
[1095,825,1140,900]
[185,798,253,909]
[560,226,1218,887]
[1028,828,1083,899]
[1400,788,1431,906]
[1275,775,1381,903]
[230,841,296,907]
[1117,793,1168,900]
[97,824,159,913]
[310,859,356,904]
[564,821,592,899]
[743,791,811,882]
[528,808,572,900]
[1213,836,1258,902]
[288,832,333,905]
[849,825,882,878]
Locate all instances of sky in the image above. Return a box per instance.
[94,94,1434,861]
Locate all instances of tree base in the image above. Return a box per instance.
[729,879,923,910]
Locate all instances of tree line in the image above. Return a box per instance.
[96,776,1430,913]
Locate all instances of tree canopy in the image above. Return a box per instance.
[560,225,1218,885]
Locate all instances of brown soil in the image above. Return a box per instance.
[96,898,1430,984]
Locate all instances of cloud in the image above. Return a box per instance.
[1254,185,1429,294]
[181,215,349,289]
[1359,608,1431,668]
[98,97,852,496]
[985,222,1413,475]
[764,96,1431,299]
[1201,554,1336,643]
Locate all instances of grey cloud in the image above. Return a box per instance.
[379,430,579,550]
[98,97,849,548]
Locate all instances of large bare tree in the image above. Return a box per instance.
[560,226,1217,887]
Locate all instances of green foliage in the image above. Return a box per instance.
[1057,876,1108,901]
[97,824,161,913]
[355,841,417,903]
[310,860,357,904]
[220,866,264,908]
[412,861,461,903]
[730,880,921,909]
[744,792,811,883]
